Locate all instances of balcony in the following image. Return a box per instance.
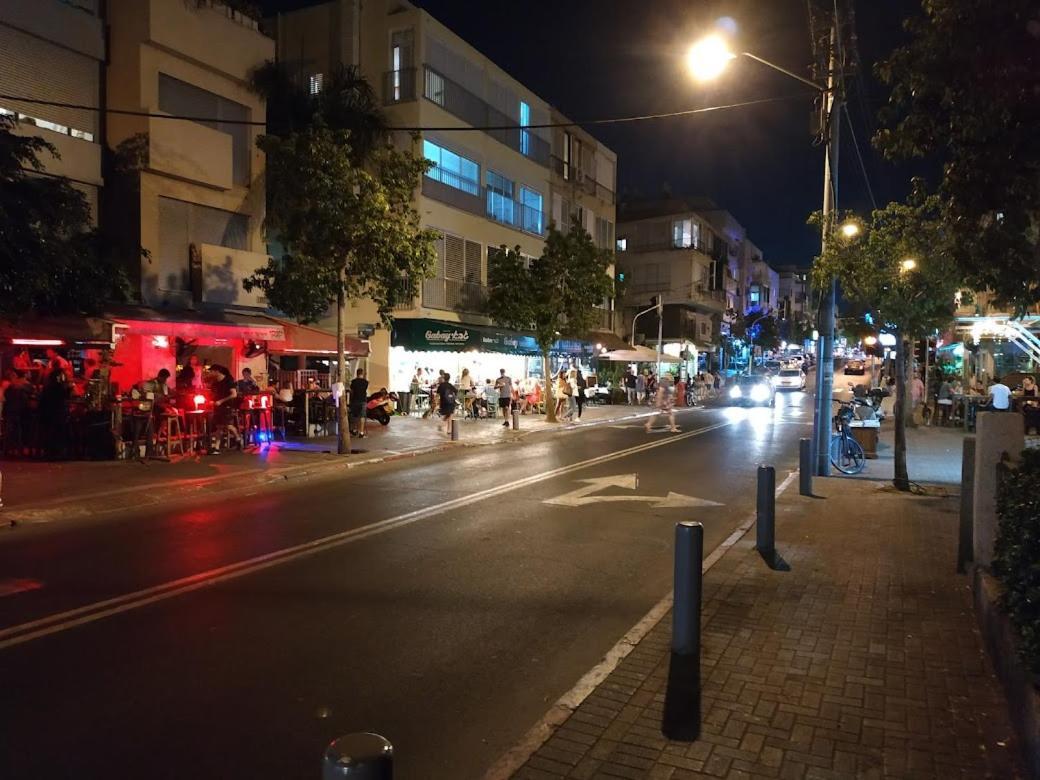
[423,66,550,166]
[422,278,488,313]
[620,238,713,255]
[549,155,615,204]
[149,115,232,189]
[383,68,417,105]
[422,172,546,237]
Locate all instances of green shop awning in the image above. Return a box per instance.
[392,318,541,355]
[391,318,597,356]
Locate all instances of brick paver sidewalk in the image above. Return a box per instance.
[515,478,1023,779]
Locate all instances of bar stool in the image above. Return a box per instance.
[183,409,208,452]
[157,411,185,457]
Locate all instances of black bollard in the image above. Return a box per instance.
[322,733,393,779]
[756,465,776,564]
[663,521,703,741]
[799,438,813,496]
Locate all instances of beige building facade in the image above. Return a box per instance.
[269,0,618,390]
[0,0,106,220]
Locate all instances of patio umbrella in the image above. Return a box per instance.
[600,346,680,364]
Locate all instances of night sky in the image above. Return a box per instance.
[260,0,924,267]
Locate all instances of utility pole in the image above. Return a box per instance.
[811,21,843,477]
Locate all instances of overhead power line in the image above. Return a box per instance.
[842,103,877,210]
[0,92,816,132]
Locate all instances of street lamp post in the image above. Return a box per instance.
[631,299,665,377]
[744,309,774,375]
[686,23,844,476]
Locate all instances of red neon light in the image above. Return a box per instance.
[193,394,206,407]
[12,338,64,346]
[260,395,269,408]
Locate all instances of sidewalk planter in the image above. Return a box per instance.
[849,419,880,458]
[974,567,1040,778]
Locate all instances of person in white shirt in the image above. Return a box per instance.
[988,376,1011,411]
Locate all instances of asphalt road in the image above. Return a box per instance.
[0,391,813,779]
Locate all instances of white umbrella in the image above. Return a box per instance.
[600,345,680,364]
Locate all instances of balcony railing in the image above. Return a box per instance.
[486,192,545,236]
[423,65,550,166]
[383,68,417,105]
[421,173,546,237]
[620,238,713,255]
[422,278,488,312]
[592,306,614,331]
[549,155,615,204]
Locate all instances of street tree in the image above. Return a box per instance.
[244,127,438,454]
[0,116,130,318]
[486,221,615,423]
[811,188,963,490]
[875,0,1040,309]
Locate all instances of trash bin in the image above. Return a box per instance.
[397,391,412,415]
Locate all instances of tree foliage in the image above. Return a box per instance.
[486,220,614,421]
[811,189,963,488]
[245,128,437,326]
[0,116,130,318]
[731,310,781,350]
[875,0,1040,309]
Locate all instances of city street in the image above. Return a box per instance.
[0,393,811,779]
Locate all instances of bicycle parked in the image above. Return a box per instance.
[830,398,866,474]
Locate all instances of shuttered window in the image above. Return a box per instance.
[464,240,481,284]
[158,73,250,186]
[0,25,98,138]
[444,233,465,280]
[158,196,248,292]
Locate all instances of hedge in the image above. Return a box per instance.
[993,447,1040,676]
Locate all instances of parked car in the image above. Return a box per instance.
[845,358,866,375]
[772,367,807,391]
[727,374,776,407]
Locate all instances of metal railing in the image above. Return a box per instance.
[486,192,545,236]
[383,68,417,104]
[620,238,713,255]
[422,278,488,312]
[549,155,616,204]
[423,65,550,166]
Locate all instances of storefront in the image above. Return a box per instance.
[389,318,603,393]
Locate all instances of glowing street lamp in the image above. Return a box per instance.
[686,35,737,81]
[900,258,918,273]
[840,221,861,239]
[864,336,878,346]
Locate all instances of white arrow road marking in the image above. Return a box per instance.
[543,474,723,509]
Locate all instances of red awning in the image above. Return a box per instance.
[265,317,370,357]
[0,315,117,346]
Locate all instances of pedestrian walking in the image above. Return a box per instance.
[495,368,513,426]
[624,369,637,404]
[575,369,587,420]
[436,372,457,435]
[645,374,679,433]
[635,371,646,404]
[555,369,572,420]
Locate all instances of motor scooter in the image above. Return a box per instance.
[366,391,398,425]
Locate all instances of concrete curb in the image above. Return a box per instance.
[2,406,708,524]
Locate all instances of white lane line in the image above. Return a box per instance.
[482,468,799,780]
[0,421,731,652]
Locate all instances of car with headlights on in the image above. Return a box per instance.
[772,367,806,391]
[845,358,866,375]
[727,374,776,407]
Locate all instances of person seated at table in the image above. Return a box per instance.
[987,375,1011,411]
[237,367,259,395]
[137,368,174,407]
[522,379,542,414]
[207,364,242,451]
[276,381,295,404]
[11,347,31,374]
[2,369,32,456]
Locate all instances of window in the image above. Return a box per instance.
[423,140,479,195]
[616,237,628,252]
[425,69,445,106]
[562,131,571,180]
[486,171,516,225]
[749,284,761,305]
[391,44,402,99]
[521,186,543,234]
[519,100,531,156]
[671,218,693,249]
[158,73,250,186]
[309,73,324,95]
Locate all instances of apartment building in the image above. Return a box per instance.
[615,199,731,368]
[270,0,619,389]
[549,110,618,333]
[0,0,106,221]
[99,0,287,386]
[776,266,810,322]
[746,242,779,314]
